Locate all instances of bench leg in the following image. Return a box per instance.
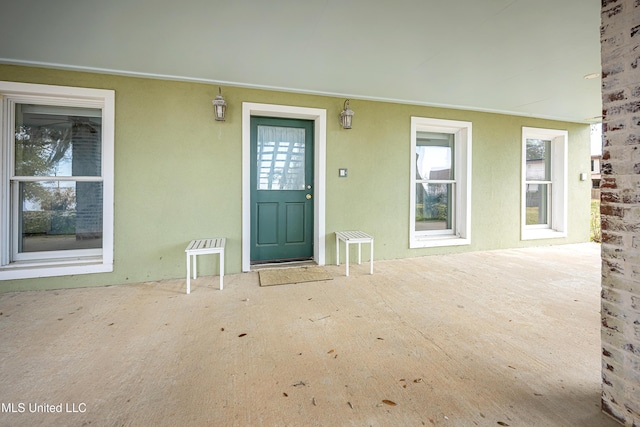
[219,251,224,290]
[186,253,191,294]
[358,242,362,264]
[336,236,340,266]
[193,254,198,279]
[345,241,350,277]
[370,240,374,275]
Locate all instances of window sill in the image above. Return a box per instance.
[411,235,471,248]
[0,258,112,280]
[521,229,567,241]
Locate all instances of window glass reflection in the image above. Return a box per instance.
[14,104,102,177]
[415,132,454,181]
[415,183,453,231]
[19,181,103,252]
[525,139,551,181]
[257,125,305,190]
[525,183,549,225]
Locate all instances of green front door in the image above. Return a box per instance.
[250,117,314,263]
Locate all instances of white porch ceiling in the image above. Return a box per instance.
[0,0,602,123]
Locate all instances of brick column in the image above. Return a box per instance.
[600,0,640,425]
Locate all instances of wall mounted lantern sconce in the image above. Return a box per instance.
[340,99,354,129]
[212,87,227,121]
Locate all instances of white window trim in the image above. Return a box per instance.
[410,117,472,248]
[521,126,567,240]
[0,81,114,280]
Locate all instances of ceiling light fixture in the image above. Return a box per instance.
[583,73,600,80]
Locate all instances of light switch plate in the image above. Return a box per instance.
[339,168,348,177]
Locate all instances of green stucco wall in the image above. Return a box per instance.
[0,65,592,292]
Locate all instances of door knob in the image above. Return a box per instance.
[306,194,312,200]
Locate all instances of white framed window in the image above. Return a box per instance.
[0,82,114,280]
[521,127,567,240]
[410,117,471,248]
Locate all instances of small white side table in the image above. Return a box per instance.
[185,238,225,294]
[335,231,374,276]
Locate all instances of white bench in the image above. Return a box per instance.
[335,231,374,276]
[185,238,225,294]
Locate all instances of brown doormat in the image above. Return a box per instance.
[259,266,333,287]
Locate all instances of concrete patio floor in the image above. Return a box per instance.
[0,243,618,427]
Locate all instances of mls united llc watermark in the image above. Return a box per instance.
[2,402,86,413]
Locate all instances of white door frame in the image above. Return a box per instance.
[242,102,326,272]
